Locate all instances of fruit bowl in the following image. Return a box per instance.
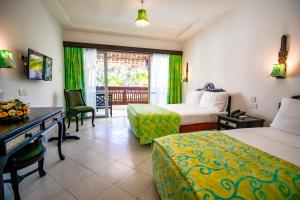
[0,99,30,123]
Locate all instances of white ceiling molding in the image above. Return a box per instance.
[64,25,179,42]
[40,0,239,42]
[40,0,72,26]
[177,0,239,40]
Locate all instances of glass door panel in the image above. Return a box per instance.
[83,48,109,118]
[95,51,109,117]
[150,54,169,105]
[107,52,150,117]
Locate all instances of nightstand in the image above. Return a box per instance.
[217,115,265,130]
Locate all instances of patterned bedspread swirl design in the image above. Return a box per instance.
[152,131,300,200]
[127,104,180,144]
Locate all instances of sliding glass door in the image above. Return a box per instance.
[83,49,110,117]
[150,54,169,105]
[106,52,149,117]
[84,49,150,118]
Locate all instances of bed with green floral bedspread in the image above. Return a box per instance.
[152,131,300,200]
[127,104,180,144]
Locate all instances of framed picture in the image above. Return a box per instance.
[28,49,44,80]
[43,56,52,81]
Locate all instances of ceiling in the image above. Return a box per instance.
[40,0,239,42]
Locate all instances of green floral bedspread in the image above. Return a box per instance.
[127,104,180,144]
[152,131,300,200]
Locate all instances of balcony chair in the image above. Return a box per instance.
[4,136,46,200]
[96,93,112,117]
[64,89,95,132]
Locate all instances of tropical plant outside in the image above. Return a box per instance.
[95,61,148,87]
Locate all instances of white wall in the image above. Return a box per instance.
[0,0,64,107]
[183,0,300,124]
[64,30,182,51]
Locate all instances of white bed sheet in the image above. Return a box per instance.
[222,127,300,166]
[159,104,227,125]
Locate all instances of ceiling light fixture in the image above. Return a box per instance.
[134,0,150,28]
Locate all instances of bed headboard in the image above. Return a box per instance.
[197,83,225,92]
[196,83,231,114]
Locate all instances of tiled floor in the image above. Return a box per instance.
[4,117,160,200]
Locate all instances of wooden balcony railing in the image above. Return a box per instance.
[96,86,148,105]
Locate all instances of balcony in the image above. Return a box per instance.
[95,86,148,117]
[96,86,148,105]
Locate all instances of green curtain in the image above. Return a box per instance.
[167,55,182,104]
[64,47,86,100]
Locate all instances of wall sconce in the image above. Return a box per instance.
[182,62,189,82]
[0,50,16,68]
[271,35,287,78]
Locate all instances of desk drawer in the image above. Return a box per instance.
[220,119,237,128]
[5,124,41,152]
[44,112,63,129]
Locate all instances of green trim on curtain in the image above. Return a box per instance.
[64,47,86,100]
[167,55,182,104]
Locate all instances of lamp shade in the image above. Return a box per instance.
[134,9,149,28]
[0,50,16,68]
[271,63,286,78]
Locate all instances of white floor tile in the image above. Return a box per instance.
[79,154,115,172]
[68,174,111,200]
[137,158,153,176]
[116,169,152,197]
[96,161,133,183]
[67,148,99,164]
[119,148,151,168]
[48,190,77,200]
[139,181,160,200]
[94,185,136,200]
[47,159,93,188]
[20,176,64,200]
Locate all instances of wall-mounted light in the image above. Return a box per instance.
[182,62,189,82]
[0,50,16,68]
[271,35,287,78]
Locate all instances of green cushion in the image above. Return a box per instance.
[10,142,45,164]
[66,91,85,107]
[70,106,94,113]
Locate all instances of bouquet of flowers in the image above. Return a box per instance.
[0,99,30,121]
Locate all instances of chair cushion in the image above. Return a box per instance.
[70,106,94,113]
[66,91,85,107]
[6,142,45,167]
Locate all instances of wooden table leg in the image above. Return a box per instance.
[48,117,80,142]
[57,120,65,160]
[0,157,8,200]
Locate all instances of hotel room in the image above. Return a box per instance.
[0,0,299,199]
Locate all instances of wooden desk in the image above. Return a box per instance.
[0,107,65,199]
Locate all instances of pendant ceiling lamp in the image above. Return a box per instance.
[134,0,150,28]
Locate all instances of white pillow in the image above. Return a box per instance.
[199,91,228,112]
[270,98,300,135]
[186,91,203,105]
